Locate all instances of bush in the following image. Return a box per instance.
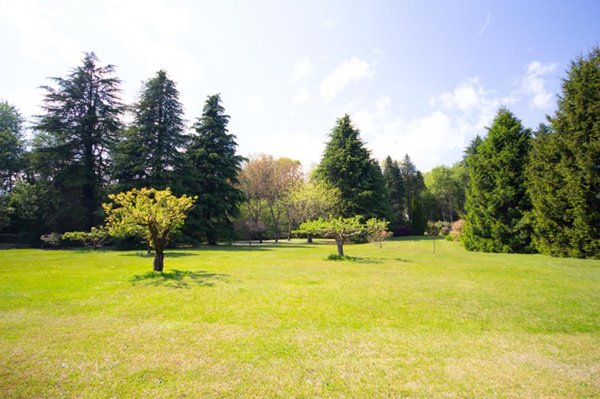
[40,233,61,248]
[449,219,465,241]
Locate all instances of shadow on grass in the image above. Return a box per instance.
[121,251,197,258]
[326,254,383,264]
[129,269,228,289]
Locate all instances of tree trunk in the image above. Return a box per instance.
[153,251,165,272]
[207,231,217,246]
[336,238,344,257]
[307,234,313,244]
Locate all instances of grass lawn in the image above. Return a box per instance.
[1,238,599,398]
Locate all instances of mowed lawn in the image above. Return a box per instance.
[1,238,599,398]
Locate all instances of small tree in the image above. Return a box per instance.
[365,218,392,248]
[103,188,196,272]
[297,216,389,257]
[63,226,111,250]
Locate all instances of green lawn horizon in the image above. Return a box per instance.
[1,238,599,397]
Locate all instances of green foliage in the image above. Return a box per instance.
[410,196,426,235]
[286,180,342,239]
[0,100,25,192]
[32,52,124,232]
[527,47,600,258]
[62,226,111,249]
[103,188,196,270]
[400,154,425,226]
[114,70,186,192]
[315,115,390,219]
[382,156,406,231]
[184,94,245,244]
[296,215,389,256]
[463,108,533,253]
[423,164,465,222]
[365,217,392,248]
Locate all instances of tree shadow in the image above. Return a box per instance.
[121,251,197,258]
[129,269,228,289]
[326,255,383,264]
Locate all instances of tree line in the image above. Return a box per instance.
[0,47,598,258]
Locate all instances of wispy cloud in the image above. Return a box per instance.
[320,57,374,102]
[478,13,492,36]
[291,58,314,82]
[520,61,558,109]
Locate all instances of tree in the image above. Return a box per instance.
[103,188,196,272]
[0,101,25,193]
[382,156,406,233]
[315,114,390,219]
[463,108,533,253]
[33,52,124,231]
[423,164,464,222]
[238,154,302,242]
[184,94,245,245]
[63,226,110,250]
[410,196,426,235]
[286,180,342,242]
[296,216,389,257]
[114,70,186,192]
[399,154,425,226]
[527,47,600,258]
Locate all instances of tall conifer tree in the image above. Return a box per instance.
[527,47,600,258]
[114,70,186,192]
[184,94,245,245]
[463,108,532,253]
[33,52,124,231]
[315,114,390,219]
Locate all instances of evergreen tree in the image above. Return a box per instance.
[33,52,124,231]
[114,70,186,192]
[410,196,426,235]
[382,156,406,233]
[463,108,533,253]
[184,94,245,245]
[315,114,390,219]
[399,154,425,225]
[527,47,600,258]
[0,101,25,193]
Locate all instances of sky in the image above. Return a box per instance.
[1,0,599,172]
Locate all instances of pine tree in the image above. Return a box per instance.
[527,47,600,258]
[399,154,425,226]
[315,114,390,219]
[114,70,186,192]
[0,101,25,193]
[184,94,245,245]
[33,52,124,231]
[463,108,533,253]
[382,156,406,233]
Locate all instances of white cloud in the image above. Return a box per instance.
[0,0,82,67]
[245,130,323,170]
[246,95,265,114]
[478,13,492,36]
[291,87,310,104]
[521,61,558,109]
[320,57,374,102]
[350,78,521,171]
[291,58,314,82]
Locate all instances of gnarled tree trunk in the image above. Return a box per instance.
[307,234,313,244]
[153,251,164,272]
[335,237,344,257]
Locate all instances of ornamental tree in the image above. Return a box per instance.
[62,226,111,250]
[296,216,389,257]
[103,188,196,272]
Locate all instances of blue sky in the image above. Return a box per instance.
[1,0,598,171]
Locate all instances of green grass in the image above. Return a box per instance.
[1,238,599,398]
